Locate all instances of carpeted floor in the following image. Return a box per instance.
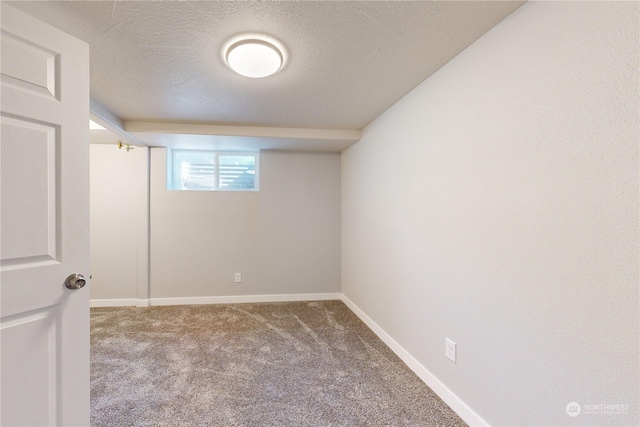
[91,301,466,426]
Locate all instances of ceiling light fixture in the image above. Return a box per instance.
[224,36,286,78]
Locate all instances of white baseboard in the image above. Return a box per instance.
[91,298,137,307]
[91,298,150,307]
[150,293,342,306]
[340,294,489,427]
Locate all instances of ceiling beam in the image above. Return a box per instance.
[124,121,360,143]
[90,99,147,147]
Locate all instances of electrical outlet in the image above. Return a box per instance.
[234,273,242,283]
[446,338,456,363]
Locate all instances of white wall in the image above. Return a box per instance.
[150,148,341,300]
[90,144,149,304]
[342,2,638,426]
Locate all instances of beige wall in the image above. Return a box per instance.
[90,144,149,302]
[342,2,638,426]
[150,148,341,299]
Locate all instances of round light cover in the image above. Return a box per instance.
[226,39,283,78]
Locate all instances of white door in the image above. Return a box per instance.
[0,4,90,426]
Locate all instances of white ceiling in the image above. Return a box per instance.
[10,0,524,151]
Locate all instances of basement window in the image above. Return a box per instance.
[168,150,259,191]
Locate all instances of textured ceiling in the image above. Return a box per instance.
[10,0,524,149]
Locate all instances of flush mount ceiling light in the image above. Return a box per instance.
[224,36,286,78]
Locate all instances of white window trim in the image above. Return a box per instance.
[168,149,260,192]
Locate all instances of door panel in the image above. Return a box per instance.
[0,31,58,99]
[1,307,60,426]
[0,4,89,426]
[1,116,58,266]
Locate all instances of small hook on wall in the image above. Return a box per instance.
[117,142,134,152]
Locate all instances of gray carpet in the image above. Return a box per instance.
[91,301,466,426]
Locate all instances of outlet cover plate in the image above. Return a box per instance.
[446,338,456,363]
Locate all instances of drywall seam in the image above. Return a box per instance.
[136,148,150,303]
[341,294,489,427]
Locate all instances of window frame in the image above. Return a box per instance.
[168,149,260,192]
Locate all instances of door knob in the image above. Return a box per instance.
[64,273,86,290]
